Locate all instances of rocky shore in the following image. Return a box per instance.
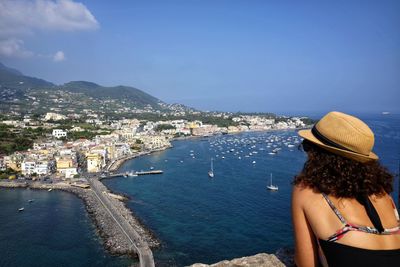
[190,248,294,267]
[190,253,285,267]
[0,180,159,257]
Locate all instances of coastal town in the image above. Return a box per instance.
[0,61,313,266]
[0,111,309,180]
[0,110,310,267]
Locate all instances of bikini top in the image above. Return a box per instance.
[321,193,400,242]
[318,194,400,267]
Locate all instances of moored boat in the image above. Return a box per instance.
[266,173,278,191]
[208,158,214,178]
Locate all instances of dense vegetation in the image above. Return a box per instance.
[0,124,47,155]
[67,130,111,141]
[155,124,176,131]
[0,168,18,179]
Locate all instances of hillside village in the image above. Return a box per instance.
[0,62,312,181]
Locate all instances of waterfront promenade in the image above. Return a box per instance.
[107,146,172,172]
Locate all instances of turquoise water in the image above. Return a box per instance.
[105,131,305,266]
[0,114,398,267]
[104,114,400,266]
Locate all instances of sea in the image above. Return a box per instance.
[0,114,399,267]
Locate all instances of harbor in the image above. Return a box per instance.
[0,178,159,267]
[103,130,306,265]
[0,145,172,267]
[1,116,398,266]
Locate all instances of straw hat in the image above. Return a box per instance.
[298,111,378,163]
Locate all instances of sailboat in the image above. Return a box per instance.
[266,173,278,191]
[208,158,214,178]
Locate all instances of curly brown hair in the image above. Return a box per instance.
[293,140,394,198]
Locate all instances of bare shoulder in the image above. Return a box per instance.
[292,184,319,207]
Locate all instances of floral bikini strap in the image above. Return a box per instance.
[321,193,347,224]
[390,197,400,222]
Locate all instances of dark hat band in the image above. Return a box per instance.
[311,126,357,154]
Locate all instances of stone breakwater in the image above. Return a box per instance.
[89,177,160,249]
[0,180,160,257]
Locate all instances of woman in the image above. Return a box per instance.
[292,111,400,267]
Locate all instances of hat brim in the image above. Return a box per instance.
[298,129,378,163]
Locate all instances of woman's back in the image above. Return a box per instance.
[294,186,400,266]
[298,186,400,250]
[292,112,400,266]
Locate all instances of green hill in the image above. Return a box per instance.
[62,81,161,108]
[0,62,54,90]
[0,62,162,109]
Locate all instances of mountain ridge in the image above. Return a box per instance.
[0,62,162,109]
[0,62,55,90]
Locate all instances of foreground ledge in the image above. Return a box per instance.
[190,253,285,267]
[189,248,294,267]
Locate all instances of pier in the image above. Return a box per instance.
[136,170,163,175]
[103,170,163,178]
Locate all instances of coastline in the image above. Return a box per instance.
[0,145,173,265]
[0,180,160,257]
[108,126,311,175]
[172,126,311,142]
[102,130,302,266]
[108,145,173,173]
[0,128,308,266]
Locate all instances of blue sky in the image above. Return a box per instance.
[0,0,399,114]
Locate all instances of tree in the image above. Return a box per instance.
[155,124,175,132]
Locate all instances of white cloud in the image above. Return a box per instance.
[0,0,98,59]
[53,50,66,62]
[0,38,34,58]
[0,0,99,36]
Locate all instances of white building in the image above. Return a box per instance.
[86,153,103,173]
[52,129,67,139]
[143,122,156,132]
[21,161,36,175]
[44,112,66,121]
[21,161,50,176]
[58,168,78,179]
[35,162,50,176]
[137,135,171,150]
